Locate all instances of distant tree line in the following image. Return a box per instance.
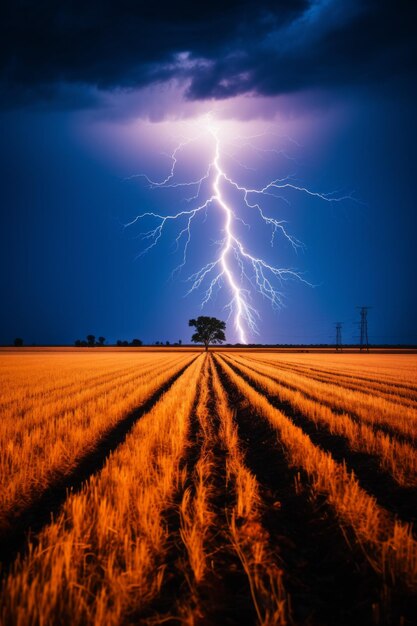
[74,335,146,347]
[116,339,143,347]
[73,336,185,347]
[74,335,107,347]
[154,340,182,346]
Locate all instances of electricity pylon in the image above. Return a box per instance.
[335,322,343,351]
[357,306,371,352]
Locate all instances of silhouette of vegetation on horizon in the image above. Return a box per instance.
[189,316,226,351]
[116,339,143,347]
[73,336,185,347]
[74,337,146,347]
[75,335,111,347]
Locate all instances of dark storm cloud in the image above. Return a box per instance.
[1,0,416,106]
[183,0,417,99]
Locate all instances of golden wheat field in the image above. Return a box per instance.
[0,349,417,626]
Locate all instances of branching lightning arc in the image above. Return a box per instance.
[126,119,353,344]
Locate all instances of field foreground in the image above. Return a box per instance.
[0,349,417,625]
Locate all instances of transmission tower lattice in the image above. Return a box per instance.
[357,306,371,351]
[335,322,343,351]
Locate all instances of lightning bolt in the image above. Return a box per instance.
[126,118,354,344]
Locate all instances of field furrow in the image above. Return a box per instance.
[210,357,289,625]
[141,355,233,624]
[212,357,392,625]
[221,354,417,526]
[0,353,183,424]
[1,355,204,626]
[215,355,417,600]
[0,353,195,532]
[244,355,417,407]
[221,355,417,486]
[227,353,417,444]
[1,348,417,625]
[0,353,161,415]
[153,356,273,624]
[241,352,417,387]
[0,356,196,568]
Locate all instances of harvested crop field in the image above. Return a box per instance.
[1,349,417,625]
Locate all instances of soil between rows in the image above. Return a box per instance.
[223,355,417,526]
[0,356,199,572]
[139,356,257,625]
[3,353,417,625]
[214,355,417,626]
[243,356,417,404]
[227,355,417,448]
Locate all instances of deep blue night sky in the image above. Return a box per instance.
[1,1,416,345]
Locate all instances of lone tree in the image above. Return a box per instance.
[189,316,226,351]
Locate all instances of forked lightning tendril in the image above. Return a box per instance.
[126,121,353,343]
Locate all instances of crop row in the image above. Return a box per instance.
[215,354,417,592]
[0,352,194,529]
[222,353,417,487]
[1,355,205,625]
[245,353,417,405]
[228,353,417,442]
[1,351,416,625]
